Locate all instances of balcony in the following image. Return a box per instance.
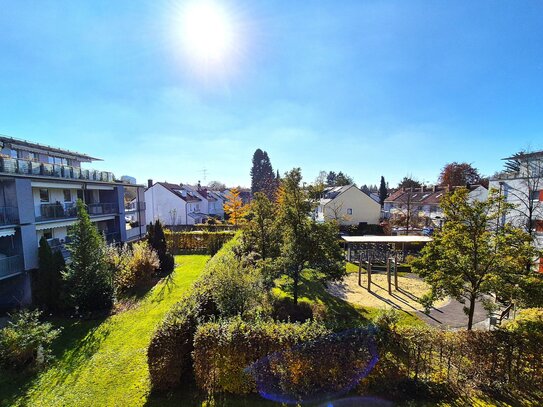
[0,206,19,226]
[0,156,115,183]
[37,202,118,221]
[0,255,24,280]
[124,201,146,212]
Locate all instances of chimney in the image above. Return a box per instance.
[147,179,153,188]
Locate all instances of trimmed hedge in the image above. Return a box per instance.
[148,234,256,391]
[193,317,331,395]
[165,231,235,255]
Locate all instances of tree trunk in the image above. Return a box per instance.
[293,266,300,305]
[467,293,476,330]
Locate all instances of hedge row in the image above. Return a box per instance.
[164,231,235,255]
[191,321,543,399]
[193,317,331,395]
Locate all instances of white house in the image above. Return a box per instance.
[145,182,206,225]
[315,185,381,225]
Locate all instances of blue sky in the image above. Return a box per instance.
[1,1,542,187]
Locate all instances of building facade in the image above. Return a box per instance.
[490,150,543,272]
[315,185,381,226]
[0,136,146,309]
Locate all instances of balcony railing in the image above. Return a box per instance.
[0,206,19,225]
[0,156,115,183]
[124,201,146,212]
[88,203,118,215]
[37,202,118,221]
[0,255,24,279]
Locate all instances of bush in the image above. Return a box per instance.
[148,234,266,391]
[148,220,175,273]
[112,241,160,293]
[193,317,330,394]
[33,237,66,312]
[503,308,543,334]
[271,296,313,322]
[0,309,61,370]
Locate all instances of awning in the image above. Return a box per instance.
[0,228,16,238]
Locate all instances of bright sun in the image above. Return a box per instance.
[180,0,236,66]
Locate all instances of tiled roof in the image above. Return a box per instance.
[385,185,485,206]
[157,182,201,202]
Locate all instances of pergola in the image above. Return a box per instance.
[341,235,433,293]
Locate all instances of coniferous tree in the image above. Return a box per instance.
[63,200,113,312]
[34,237,64,311]
[250,149,277,200]
[379,176,388,207]
[148,220,174,272]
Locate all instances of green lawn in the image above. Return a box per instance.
[273,263,423,329]
[0,255,209,407]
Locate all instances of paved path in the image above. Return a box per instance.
[416,295,489,330]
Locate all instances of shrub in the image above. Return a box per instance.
[112,242,160,293]
[193,317,330,394]
[0,309,61,370]
[271,296,313,322]
[503,308,543,334]
[148,234,265,391]
[33,237,65,312]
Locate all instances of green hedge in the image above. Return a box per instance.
[148,234,255,391]
[193,317,330,394]
[165,231,235,255]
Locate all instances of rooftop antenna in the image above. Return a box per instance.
[199,168,208,183]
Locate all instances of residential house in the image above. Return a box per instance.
[0,135,146,309]
[490,150,543,272]
[383,184,488,231]
[315,185,381,226]
[145,181,206,225]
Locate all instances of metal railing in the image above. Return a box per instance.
[0,255,24,279]
[37,202,118,220]
[0,156,115,183]
[87,203,118,215]
[0,206,19,225]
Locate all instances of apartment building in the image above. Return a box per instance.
[490,150,543,272]
[0,135,146,308]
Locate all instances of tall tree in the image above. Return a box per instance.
[276,168,345,304]
[379,176,388,207]
[334,171,353,186]
[413,188,539,330]
[250,149,277,200]
[224,188,248,226]
[438,162,482,186]
[33,237,65,311]
[207,180,226,191]
[397,176,421,189]
[243,192,278,260]
[63,200,113,312]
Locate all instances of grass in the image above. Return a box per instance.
[0,255,209,407]
[273,263,423,329]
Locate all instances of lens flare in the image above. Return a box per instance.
[245,328,380,405]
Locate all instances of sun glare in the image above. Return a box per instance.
[180,0,237,67]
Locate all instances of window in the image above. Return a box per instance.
[347,208,353,215]
[27,151,36,161]
[9,149,17,159]
[63,189,71,202]
[39,188,49,202]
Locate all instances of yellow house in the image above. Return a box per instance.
[316,185,381,225]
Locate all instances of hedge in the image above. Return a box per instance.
[193,317,331,395]
[164,231,235,255]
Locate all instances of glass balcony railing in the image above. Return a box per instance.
[37,202,118,221]
[0,255,24,279]
[0,206,19,225]
[0,156,115,183]
[124,201,146,212]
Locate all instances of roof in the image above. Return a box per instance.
[342,235,432,243]
[385,185,486,206]
[156,182,201,202]
[0,134,101,162]
[502,150,543,161]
